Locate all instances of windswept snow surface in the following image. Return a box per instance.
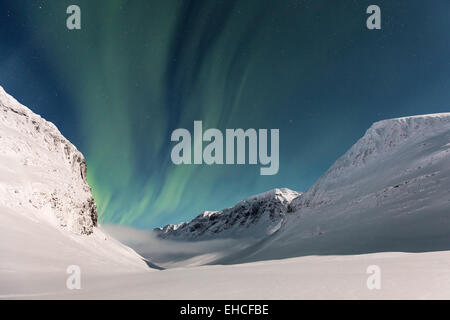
[3,250,450,299]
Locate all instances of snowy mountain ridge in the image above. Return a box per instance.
[155,188,301,240]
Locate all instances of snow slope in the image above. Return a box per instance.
[0,86,149,292]
[0,207,149,298]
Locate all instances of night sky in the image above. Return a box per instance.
[1,0,449,229]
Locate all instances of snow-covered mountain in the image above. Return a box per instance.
[236,113,450,263]
[0,86,149,285]
[0,86,97,235]
[155,188,301,240]
[148,113,450,266]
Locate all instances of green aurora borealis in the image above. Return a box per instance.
[1,0,450,228]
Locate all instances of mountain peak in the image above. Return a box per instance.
[242,188,301,204]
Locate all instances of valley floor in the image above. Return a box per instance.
[2,250,450,299]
